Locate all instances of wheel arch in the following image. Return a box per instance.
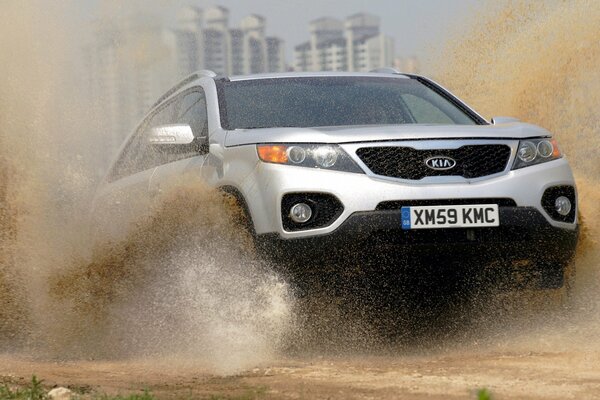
[218,185,256,235]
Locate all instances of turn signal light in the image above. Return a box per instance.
[257,145,288,164]
[256,143,364,173]
[550,139,561,158]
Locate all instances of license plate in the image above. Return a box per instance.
[401,204,500,230]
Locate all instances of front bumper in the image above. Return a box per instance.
[258,206,578,290]
[259,206,578,262]
[244,156,578,238]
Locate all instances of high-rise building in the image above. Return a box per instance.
[241,15,267,74]
[294,41,312,72]
[83,17,178,159]
[294,13,394,72]
[202,6,230,75]
[172,6,286,77]
[174,6,203,76]
[266,37,285,72]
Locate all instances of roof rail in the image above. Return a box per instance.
[369,67,401,74]
[150,70,217,109]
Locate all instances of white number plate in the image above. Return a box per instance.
[401,204,500,230]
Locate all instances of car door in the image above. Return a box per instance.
[92,100,179,241]
[148,87,210,197]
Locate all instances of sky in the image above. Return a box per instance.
[83,0,485,64]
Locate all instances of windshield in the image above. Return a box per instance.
[218,76,480,130]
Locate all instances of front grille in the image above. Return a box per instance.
[356,145,511,180]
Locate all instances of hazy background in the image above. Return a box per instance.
[80,0,482,62]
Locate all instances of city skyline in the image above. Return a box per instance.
[81,0,484,66]
[294,13,395,72]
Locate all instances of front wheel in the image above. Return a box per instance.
[545,260,576,308]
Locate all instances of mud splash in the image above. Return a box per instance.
[0,1,294,374]
[436,0,600,234]
[0,155,26,344]
[44,183,294,373]
[432,0,600,350]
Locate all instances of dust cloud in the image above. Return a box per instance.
[0,1,293,375]
[433,0,600,350]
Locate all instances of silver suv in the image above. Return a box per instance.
[94,69,579,292]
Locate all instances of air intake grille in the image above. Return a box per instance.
[541,185,576,223]
[356,145,511,180]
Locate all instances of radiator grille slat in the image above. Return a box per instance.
[356,145,511,180]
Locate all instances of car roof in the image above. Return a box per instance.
[223,71,412,81]
[154,69,415,109]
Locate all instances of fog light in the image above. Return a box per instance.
[290,203,312,223]
[555,196,572,216]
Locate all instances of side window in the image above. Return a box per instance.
[107,101,178,181]
[130,101,179,173]
[107,87,208,182]
[176,90,208,140]
[401,94,454,124]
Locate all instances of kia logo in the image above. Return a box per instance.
[425,156,457,170]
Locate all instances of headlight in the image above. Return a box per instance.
[313,146,338,168]
[512,138,562,169]
[257,144,364,173]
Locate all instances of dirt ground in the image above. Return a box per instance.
[1,350,599,399]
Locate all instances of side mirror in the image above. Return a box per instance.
[491,116,520,125]
[148,124,195,145]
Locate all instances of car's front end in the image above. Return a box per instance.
[214,72,578,290]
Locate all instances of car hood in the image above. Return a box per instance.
[224,123,552,146]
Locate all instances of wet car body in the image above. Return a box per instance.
[94,69,579,292]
